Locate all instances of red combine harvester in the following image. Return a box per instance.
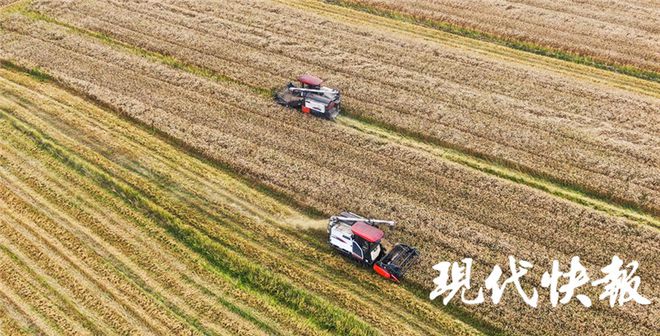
[275,74,341,120]
[327,212,420,282]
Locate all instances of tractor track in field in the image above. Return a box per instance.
[58,1,659,185]
[0,26,644,292]
[0,163,190,335]
[9,21,660,276]
[338,117,660,228]
[0,240,76,335]
[1,108,314,336]
[0,81,298,232]
[0,73,302,229]
[0,280,43,335]
[0,119,211,330]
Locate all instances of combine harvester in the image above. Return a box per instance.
[327,212,420,282]
[275,74,341,120]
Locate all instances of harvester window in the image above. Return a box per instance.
[352,241,364,259]
[355,236,370,253]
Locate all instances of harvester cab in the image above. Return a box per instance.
[327,211,420,282]
[275,74,341,120]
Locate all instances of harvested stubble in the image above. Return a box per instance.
[338,0,660,74]
[1,13,658,336]
[0,68,482,336]
[30,0,660,216]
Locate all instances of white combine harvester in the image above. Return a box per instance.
[275,74,341,120]
[327,211,419,282]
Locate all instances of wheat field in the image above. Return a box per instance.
[0,0,658,335]
[0,67,482,335]
[340,0,660,73]
[25,0,660,215]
